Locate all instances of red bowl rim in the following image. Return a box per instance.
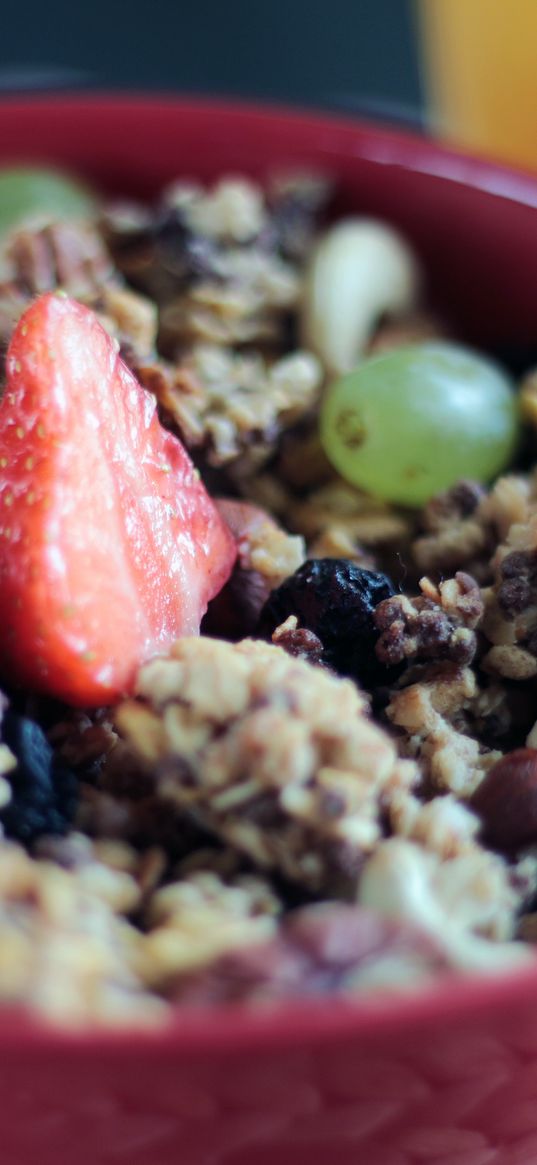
[2,960,537,1056]
[1,91,537,1052]
[2,90,537,204]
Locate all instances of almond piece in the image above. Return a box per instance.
[470,748,537,849]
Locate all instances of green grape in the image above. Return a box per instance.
[0,167,97,236]
[320,342,520,507]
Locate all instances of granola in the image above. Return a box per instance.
[375,572,483,669]
[385,664,501,797]
[0,165,536,1029]
[115,637,418,894]
[0,835,163,1025]
[131,344,322,470]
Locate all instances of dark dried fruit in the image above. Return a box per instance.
[470,748,537,850]
[202,563,269,641]
[153,206,222,286]
[0,710,79,843]
[264,174,332,262]
[256,558,400,687]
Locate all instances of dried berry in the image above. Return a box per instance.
[0,710,79,843]
[153,206,221,285]
[256,558,400,687]
[266,180,329,262]
[470,748,537,850]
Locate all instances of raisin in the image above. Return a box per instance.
[262,176,332,262]
[1,710,78,843]
[153,206,222,285]
[256,558,401,688]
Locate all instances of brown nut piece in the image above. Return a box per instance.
[470,748,537,850]
[202,499,304,639]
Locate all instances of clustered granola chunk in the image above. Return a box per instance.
[367,473,537,808]
[411,473,537,581]
[0,834,161,1024]
[385,664,501,798]
[480,478,537,682]
[137,868,281,990]
[101,175,329,471]
[411,479,491,577]
[103,174,332,340]
[0,177,327,478]
[132,343,322,470]
[112,635,533,990]
[115,637,418,894]
[390,470,537,758]
[0,824,291,1022]
[375,572,483,669]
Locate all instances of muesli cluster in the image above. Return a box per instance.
[1,172,537,1025]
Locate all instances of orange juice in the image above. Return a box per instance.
[418,0,537,170]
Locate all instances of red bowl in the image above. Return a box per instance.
[2,95,537,1165]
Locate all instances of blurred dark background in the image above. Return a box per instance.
[0,0,423,122]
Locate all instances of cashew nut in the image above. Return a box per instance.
[300,218,421,377]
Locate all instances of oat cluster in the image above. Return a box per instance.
[116,637,417,893]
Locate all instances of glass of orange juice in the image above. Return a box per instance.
[417,0,537,171]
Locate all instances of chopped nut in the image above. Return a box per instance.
[482,645,537,680]
[470,749,537,850]
[388,790,481,859]
[271,615,325,664]
[308,525,376,569]
[0,221,118,356]
[375,572,483,668]
[203,499,304,639]
[4,220,114,298]
[179,178,267,243]
[215,499,304,588]
[301,218,420,376]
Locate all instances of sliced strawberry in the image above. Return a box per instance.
[0,292,236,706]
